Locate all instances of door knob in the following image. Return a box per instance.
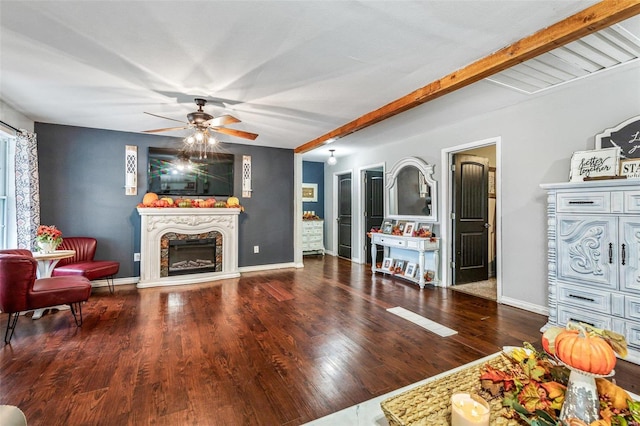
[484,223,490,228]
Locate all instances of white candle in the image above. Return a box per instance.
[451,392,490,426]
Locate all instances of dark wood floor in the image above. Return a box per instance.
[1,256,638,425]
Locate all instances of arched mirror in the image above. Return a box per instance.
[385,157,437,222]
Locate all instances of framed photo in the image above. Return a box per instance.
[396,220,408,234]
[403,222,416,237]
[302,183,318,202]
[381,218,394,234]
[416,222,432,237]
[394,260,406,273]
[569,147,621,182]
[381,257,394,272]
[405,262,417,278]
[620,159,640,179]
[488,167,496,198]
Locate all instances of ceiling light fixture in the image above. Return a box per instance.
[183,126,217,159]
[327,149,337,165]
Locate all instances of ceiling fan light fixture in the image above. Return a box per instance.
[327,149,337,165]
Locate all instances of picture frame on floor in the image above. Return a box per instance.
[405,262,417,278]
[382,257,394,272]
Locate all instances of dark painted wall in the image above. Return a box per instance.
[35,123,294,278]
[302,160,324,218]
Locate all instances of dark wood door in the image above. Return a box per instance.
[453,154,489,284]
[337,173,352,259]
[364,170,384,264]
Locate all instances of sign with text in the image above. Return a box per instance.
[569,147,621,182]
[596,115,640,158]
[620,159,640,179]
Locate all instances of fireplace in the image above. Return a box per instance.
[162,232,222,276]
[137,207,240,288]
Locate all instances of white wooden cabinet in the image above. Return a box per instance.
[541,180,640,365]
[302,220,324,255]
[370,233,440,288]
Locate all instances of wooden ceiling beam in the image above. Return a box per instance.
[294,0,640,154]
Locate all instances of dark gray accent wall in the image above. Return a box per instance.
[35,123,294,278]
[302,160,324,218]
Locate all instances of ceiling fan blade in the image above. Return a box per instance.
[144,111,187,124]
[206,114,241,127]
[210,127,259,140]
[142,126,189,133]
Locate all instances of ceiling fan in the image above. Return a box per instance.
[143,98,258,140]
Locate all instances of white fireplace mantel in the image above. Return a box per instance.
[137,207,240,288]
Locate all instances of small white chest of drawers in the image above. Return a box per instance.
[541,180,640,365]
[302,220,324,255]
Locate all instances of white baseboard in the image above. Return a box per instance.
[238,262,297,273]
[499,296,548,316]
[90,276,138,289]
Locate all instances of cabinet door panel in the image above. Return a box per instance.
[557,216,617,289]
[620,218,640,294]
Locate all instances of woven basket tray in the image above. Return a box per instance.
[380,353,520,426]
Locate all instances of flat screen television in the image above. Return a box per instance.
[147,147,234,197]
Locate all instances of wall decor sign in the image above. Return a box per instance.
[620,159,640,179]
[569,147,620,182]
[595,115,640,159]
[302,183,318,202]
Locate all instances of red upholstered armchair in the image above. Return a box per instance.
[52,237,120,294]
[0,251,92,344]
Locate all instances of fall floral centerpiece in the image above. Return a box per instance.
[35,225,63,252]
[479,323,639,426]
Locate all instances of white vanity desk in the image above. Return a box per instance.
[371,233,440,288]
[372,156,440,289]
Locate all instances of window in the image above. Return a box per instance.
[0,135,12,249]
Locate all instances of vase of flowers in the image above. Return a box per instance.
[36,225,63,253]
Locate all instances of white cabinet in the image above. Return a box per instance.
[302,220,324,255]
[370,233,440,289]
[541,180,640,365]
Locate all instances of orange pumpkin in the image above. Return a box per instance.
[142,192,159,206]
[541,326,565,356]
[555,328,616,375]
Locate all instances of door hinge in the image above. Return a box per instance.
[450,164,455,172]
[450,212,455,220]
[450,261,456,268]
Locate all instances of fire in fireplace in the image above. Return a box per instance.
[168,238,217,276]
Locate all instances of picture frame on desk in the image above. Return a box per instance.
[381,218,394,234]
[396,220,408,234]
[382,257,394,272]
[405,262,417,278]
[403,222,415,237]
[416,222,432,238]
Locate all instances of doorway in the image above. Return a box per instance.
[337,172,352,259]
[441,139,500,301]
[362,167,384,264]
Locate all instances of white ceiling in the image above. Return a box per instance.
[1,0,622,161]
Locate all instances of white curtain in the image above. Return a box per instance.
[14,130,40,250]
